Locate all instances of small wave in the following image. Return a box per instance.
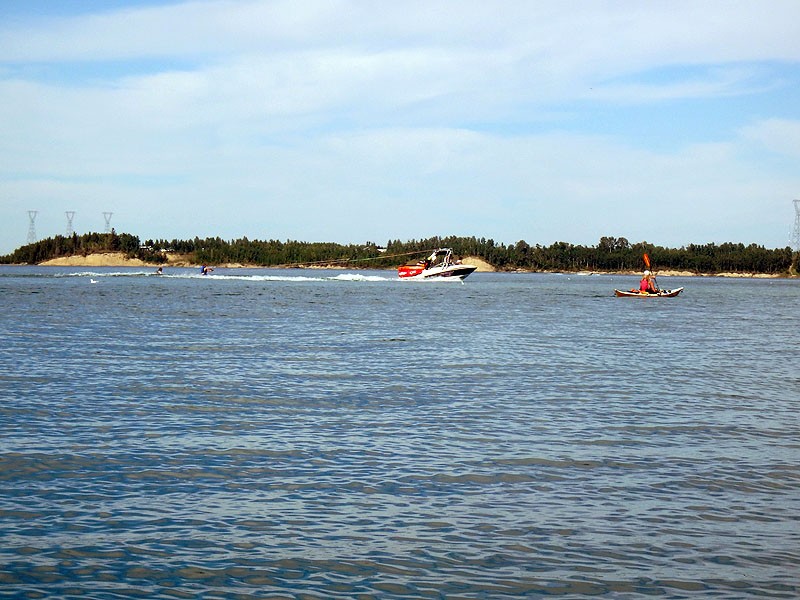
[54,271,396,283]
[329,273,391,282]
[399,278,467,284]
[202,273,391,283]
[197,273,328,282]
[57,271,155,278]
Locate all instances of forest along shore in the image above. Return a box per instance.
[30,252,789,277]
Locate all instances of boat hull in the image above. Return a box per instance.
[398,248,477,281]
[398,264,477,280]
[614,287,684,298]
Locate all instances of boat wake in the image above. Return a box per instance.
[59,270,398,283]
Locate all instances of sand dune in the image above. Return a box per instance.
[39,253,150,267]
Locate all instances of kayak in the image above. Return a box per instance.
[614,287,684,298]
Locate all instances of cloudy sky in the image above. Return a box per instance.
[1,0,799,254]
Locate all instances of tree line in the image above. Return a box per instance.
[0,231,163,264]
[2,232,797,274]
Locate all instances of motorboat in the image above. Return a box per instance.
[398,248,477,281]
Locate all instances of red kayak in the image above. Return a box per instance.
[614,287,684,298]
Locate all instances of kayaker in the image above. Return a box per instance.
[639,270,658,294]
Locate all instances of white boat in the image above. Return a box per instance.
[397,248,477,281]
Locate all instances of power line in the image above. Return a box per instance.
[792,199,800,252]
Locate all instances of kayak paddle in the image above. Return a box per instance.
[643,253,660,291]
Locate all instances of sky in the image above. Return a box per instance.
[1,0,799,255]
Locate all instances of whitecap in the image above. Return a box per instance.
[329,273,391,282]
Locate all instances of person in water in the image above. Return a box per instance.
[155,267,163,275]
[639,270,658,293]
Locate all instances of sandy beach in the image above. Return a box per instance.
[39,253,153,267]
[38,252,199,268]
[463,257,494,272]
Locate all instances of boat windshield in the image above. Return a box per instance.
[427,249,453,268]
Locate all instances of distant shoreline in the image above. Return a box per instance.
[24,252,793,278]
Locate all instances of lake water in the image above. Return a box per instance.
[1,266,798,599]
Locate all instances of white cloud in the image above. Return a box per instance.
[740,119,800,159]
[1,1,800,253]
[1,122,796,251]
[3,1,800,76]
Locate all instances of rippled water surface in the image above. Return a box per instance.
[1,266,798,598]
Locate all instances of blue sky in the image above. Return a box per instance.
[2,0,799,255]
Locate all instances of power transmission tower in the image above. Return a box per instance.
[65,211,75,237]
[103,212,113,233]
[27,210,38,244]
[793,199,800,252]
